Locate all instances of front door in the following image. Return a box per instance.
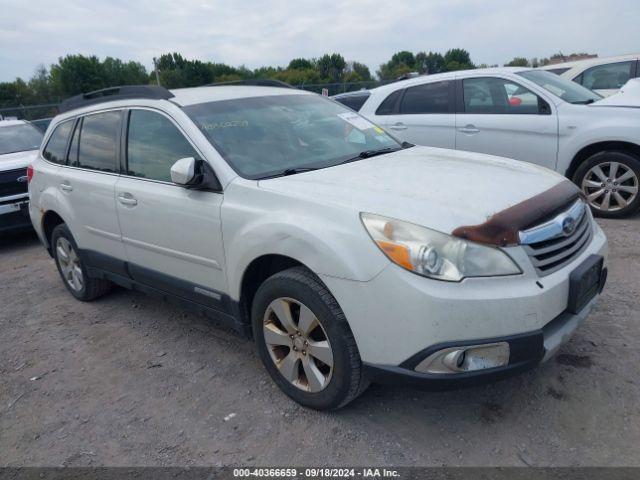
[114,108,227,309]
[455,76,558,170]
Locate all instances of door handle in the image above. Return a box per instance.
[117,192,138,206]
[59,182,73,192]
[458,125,480,134]
[389,122,407,131]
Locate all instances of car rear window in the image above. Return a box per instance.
[0,123,44,156]
[399,81,452,114]
[333,93,370,112]
[545,67,571,75]
[375,90,403,115]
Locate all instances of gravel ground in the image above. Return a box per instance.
[1,215,639,467]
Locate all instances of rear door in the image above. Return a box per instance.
[114,108,228,309]
[454,76,558,170]
[57,110,127,268]
[373,81,456,148]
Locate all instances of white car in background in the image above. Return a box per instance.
[0,119,43,233]
[349,68,640,217]
[540,54,640,97]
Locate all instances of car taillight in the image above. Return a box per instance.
[27,164,34,183]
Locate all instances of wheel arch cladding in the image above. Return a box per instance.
[567,141,640,179]
[42,210,67,253]
[238,254,306,328]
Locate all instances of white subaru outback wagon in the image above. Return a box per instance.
[28,83,608,410]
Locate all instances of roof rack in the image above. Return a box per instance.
[58,85,175,113]
[206,79,294,89]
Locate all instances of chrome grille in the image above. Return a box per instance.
[520,199,593,276]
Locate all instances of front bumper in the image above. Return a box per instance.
[362,294,602,389]
[320,220,608,370]
[0,196,31,233]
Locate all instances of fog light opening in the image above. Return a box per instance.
[415,342,510,374]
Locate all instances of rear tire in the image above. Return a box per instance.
[252,266,368,410]
[51,224,112,301]
[573,150,640,218]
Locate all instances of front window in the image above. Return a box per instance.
[518,70,601,104]
[462,77,543,114]
[184,94,401,179]
[0,123,44,155]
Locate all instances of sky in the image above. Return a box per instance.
[0,0,639,82]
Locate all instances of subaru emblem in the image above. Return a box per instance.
[562,216,576,236]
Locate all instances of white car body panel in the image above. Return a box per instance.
[359,68,640,177]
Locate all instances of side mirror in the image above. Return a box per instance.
[171,157,197,185]
[170,157,223,192]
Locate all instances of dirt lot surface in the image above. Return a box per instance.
[1,216,639,467]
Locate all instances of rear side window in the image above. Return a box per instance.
[76,111,121,173]
[399,81,452,114]
[333,93,370,112]
[578,61,634,90]
[462,77,543,114]
[126,110,199,182]
[545,67,571,75]
[375,90,403,115]
[42,121,73,164]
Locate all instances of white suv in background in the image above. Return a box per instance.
[541,54,640,97]
[29,84,607,410]
[352,68,640,217]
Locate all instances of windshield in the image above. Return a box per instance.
[518,70,602,104]
[184,94,401,179]
[0,123,44,155]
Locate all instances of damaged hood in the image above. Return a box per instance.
[258,146,567,235]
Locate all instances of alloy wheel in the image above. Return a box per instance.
[56,237,84,292]
[581,161,639,212]
[262,297,334,393]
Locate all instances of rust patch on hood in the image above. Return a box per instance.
[452,181,581,247]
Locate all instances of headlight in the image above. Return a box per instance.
[361,213,521,282]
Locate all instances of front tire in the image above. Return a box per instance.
[51,224,112,301]
[573,151,640,218]
[252,267,368,410]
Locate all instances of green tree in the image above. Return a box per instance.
[504,57,529,67]
[377,50,416,80]
[317,53,346,83]
[415,51,445,74]
[443,48,474,71]
[50,54,105,96]
[288,58,315,70]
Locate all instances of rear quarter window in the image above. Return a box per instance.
[399,81,452,114]
[42,120,73,164]
[375,90,403,115]
[333,93,371,112]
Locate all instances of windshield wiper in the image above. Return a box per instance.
[571,99,596,105]
[258,166,320,180]
[338,146,404,165]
